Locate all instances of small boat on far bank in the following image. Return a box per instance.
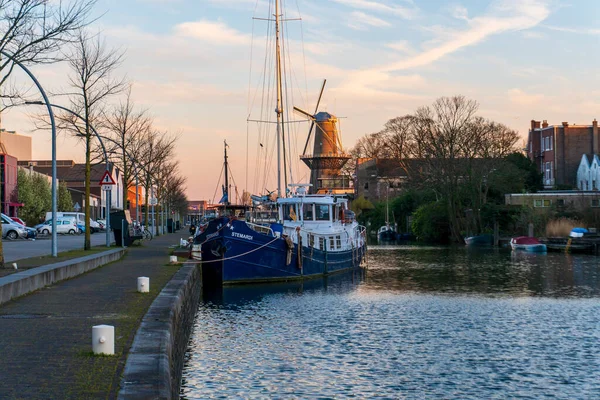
[510,236,547,252]
[464,234,493,246]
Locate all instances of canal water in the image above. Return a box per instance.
[180,246,600,399]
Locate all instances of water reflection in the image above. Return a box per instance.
[181,246,600,399]
[365,245,600,298]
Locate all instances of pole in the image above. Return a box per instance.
[106,183,111,246]
[27,101,111,248]
[275,0,282,198]
[4,51,58,256]
[136,174,140,224]
[151,185,156,235]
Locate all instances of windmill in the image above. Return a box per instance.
[293,79,351,194]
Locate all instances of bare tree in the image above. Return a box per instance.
[102,85,152,211]
[64,30,126,249]
[0,0,96,267]
[138,129,177,235]
[0,0,97,111]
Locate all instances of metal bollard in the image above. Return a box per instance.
[92,325,114,355]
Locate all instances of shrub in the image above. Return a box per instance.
[546,218,581,237]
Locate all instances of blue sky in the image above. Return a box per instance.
[6,0,600,199]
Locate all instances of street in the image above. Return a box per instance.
[3,233,116,262]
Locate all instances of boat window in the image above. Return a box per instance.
[309,234,314,247]
[336,236,342,248]
[303,204,314,221]
[329,236,334,250]
[316,204,330,221]
[282,204,298,221]
[319,236,324,250]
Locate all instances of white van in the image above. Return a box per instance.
[45,212,101,233]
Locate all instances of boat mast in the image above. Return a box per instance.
[275,0,284,197]
[224,140,230,207]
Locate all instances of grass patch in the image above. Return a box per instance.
[71,262,182,398]
[0,246,114,278]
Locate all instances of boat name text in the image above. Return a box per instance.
[232,232,253,240]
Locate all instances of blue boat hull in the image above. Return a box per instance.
[196,218,366,285]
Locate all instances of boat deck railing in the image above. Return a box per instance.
[246,221,275,237]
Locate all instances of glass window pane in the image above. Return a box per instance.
[316,205,330,221]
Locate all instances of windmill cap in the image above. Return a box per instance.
[315,111,335,121]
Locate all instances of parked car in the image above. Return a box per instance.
[96,219,106,230]
[11,217,26,226]
[44,212,101,233]
[10,219,37,239]
[36,218,78,235]
[1,213,28,240]
[77,223,85,233]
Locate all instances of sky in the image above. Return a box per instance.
[5,0,600,201]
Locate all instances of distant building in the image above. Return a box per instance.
[355,158,413,201]
[505,191,600,213]
[0,154,20,216]
[527,119,600,189]
[17,160,125,220]
[188,200,208,222]
[0,129,32,161]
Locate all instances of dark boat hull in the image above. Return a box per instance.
[196,217,366,285]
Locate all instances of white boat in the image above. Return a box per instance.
[510,236,547,252]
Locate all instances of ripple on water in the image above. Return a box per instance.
[181,247,600,399]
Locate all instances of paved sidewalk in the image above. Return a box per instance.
[0,232,189,400]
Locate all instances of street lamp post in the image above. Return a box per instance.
[2,51,59,257]
[25,101,111,247]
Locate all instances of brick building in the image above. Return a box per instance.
[527,119,600,189]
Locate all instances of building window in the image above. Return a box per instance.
[557,199,565,207]
[549,136,553,150]
[592,199,600,208]
[534,199,551,208]
[545,162,551,181]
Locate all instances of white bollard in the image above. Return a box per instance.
[169,255,177,264]
[92,325,114,355]
[137,277,150,293]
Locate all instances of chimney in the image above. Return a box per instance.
[531,120,538,131]
[594,119,598,154]
[542,120,548,128]
[562,122,569,127]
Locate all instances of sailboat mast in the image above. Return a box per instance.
[275,0,284,197]
[224,140,230,206]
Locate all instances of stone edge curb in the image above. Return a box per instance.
[0,248,127,306]
[118,261,202,400]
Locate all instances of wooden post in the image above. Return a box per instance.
[493,221,499,246]
[528,222,534,237]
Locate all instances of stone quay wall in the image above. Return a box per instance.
[118,261,202,399]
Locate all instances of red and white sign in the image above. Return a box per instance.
[99,170,116,185]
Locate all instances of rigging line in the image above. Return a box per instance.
[296,0,309,113]
[255,5,273,195]
[279,0,289,193]
[211,162,225,205]
[282,5,299,185]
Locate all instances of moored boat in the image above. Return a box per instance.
[378,224,396,242]
[195,186,366,285]
[510,236,547,252]
[464,234,493,246]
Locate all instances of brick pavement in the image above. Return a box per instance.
[0,231,189,400]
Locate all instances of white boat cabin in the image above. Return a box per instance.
[276,194,364,252]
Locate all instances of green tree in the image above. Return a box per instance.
[17,170,52,226]
[411,201,451,243]
[58,182,74,212]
